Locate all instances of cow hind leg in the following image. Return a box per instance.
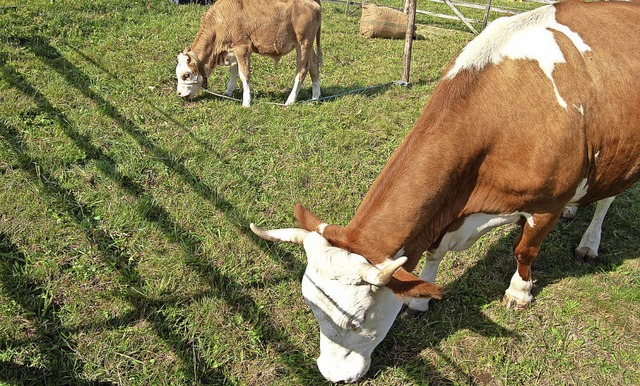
[285,42,313,106]
[503,212,561,309]
[575,196,615,264]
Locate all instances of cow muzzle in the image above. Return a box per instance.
[317,350,370,383]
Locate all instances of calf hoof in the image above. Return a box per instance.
[502,293,531,310]
[575,247,597,264]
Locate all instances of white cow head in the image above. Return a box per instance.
[176,48,206,99]
[250,224,409,383]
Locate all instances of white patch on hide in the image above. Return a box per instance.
[285,74,302,106]
[568,178,589,204]
[405,212,532,312]
[440,212,533,252]
[445,5,591,108]
[238,69,251,107]
[317,223,328,235]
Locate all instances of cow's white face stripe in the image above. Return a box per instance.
[300,232,403,383]
[445,5,591,108]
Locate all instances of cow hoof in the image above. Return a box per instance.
[562,206,578,219]
[399,307,426,319]
[575,247,597,264]
[502,293,531,310]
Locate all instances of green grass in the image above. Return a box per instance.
[1,0,639,384]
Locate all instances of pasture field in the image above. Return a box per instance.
[1,0,638,384]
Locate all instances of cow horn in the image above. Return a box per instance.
[360,256,408,286]
[250,223,309,245]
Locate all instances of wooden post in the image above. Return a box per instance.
[401,0,417,84]
[482,0,493,29]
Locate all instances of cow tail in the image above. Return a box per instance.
[316,18,323,67]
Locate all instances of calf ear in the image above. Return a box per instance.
[387,269,442,299]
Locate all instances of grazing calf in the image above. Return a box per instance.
[175,0,322,107]
[252,0,640,382]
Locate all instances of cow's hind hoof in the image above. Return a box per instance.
[575,247,597,264]
[502,294,531,310]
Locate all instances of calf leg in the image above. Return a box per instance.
[575,196,615,263]
[503,212,561,309]
[225,59,238,97]
[234,46,251,107]
[285,42,313,106]
[310,50,321,101]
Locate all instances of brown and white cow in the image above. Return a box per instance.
[251,0,640,383]
[175,0,322,107]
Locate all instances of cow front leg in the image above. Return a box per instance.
[503,212,561,309]
[404,249,445,314]
[575,196,615,264]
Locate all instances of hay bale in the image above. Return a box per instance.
[359,3,413,39]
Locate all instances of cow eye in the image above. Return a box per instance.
[182,73,190,80]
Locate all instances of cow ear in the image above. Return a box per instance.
[294,203,324,231]
[386,268,442,299]
[294,203,351,250]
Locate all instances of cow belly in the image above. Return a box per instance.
[438,212,532,253]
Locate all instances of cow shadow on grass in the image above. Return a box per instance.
[199,81,397,106]
[1,35,323,383]
[368,187,640,384]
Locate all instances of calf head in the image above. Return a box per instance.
[250,204,441,383]
[175,47,207,99]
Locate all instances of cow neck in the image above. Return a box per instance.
[339,115,481,267]
[190,14,218,79]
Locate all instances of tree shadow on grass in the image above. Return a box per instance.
[0,233,115,385]
[1,36,323,383]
